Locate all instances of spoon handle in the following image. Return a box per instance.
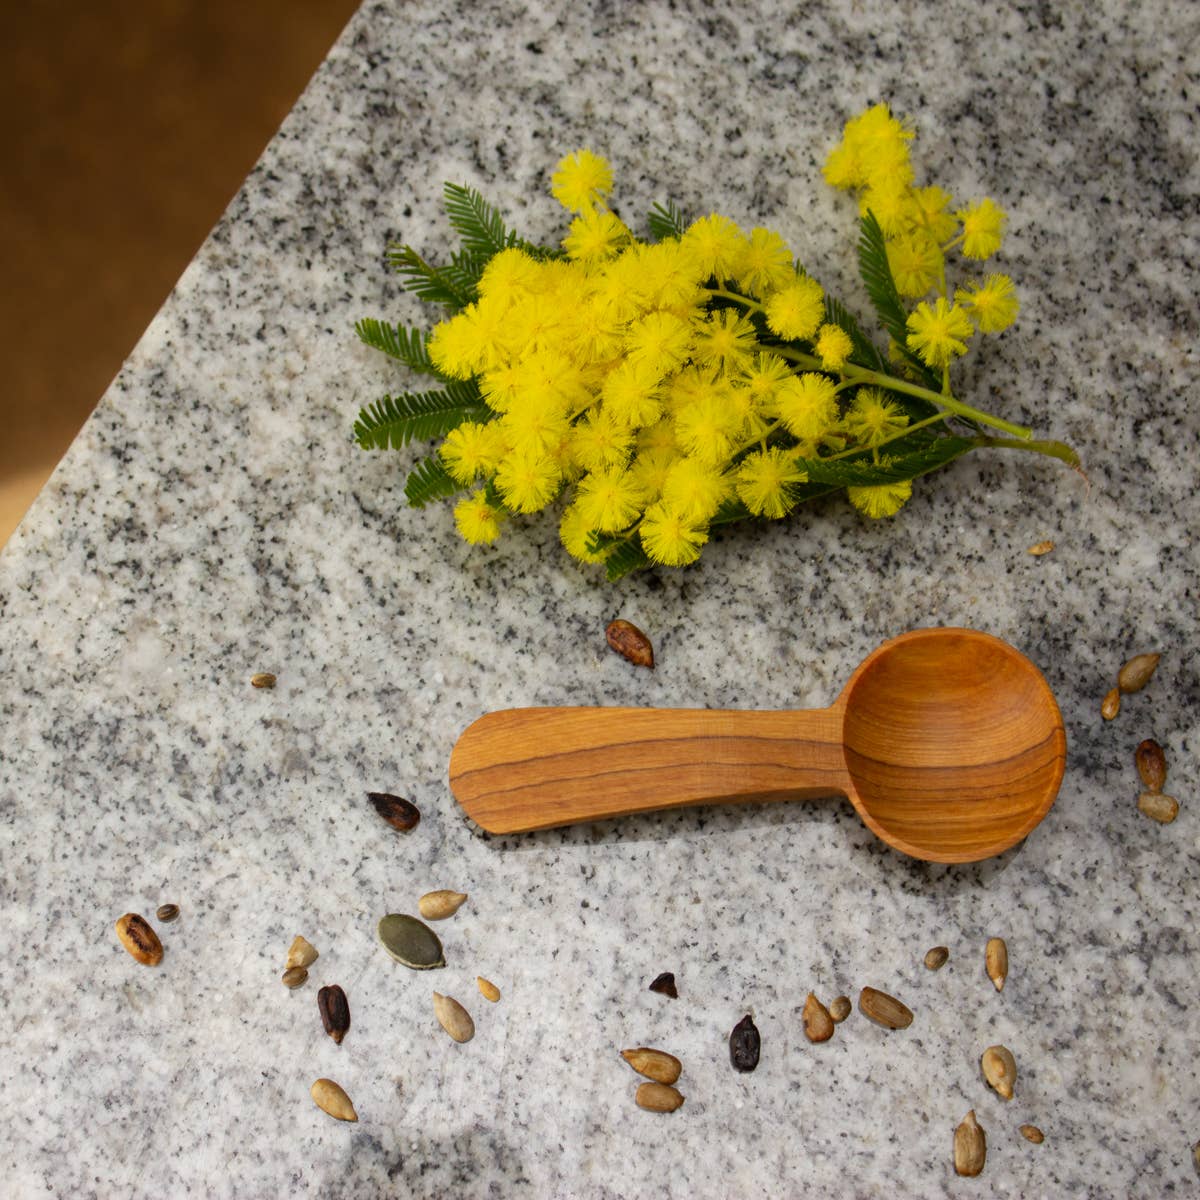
[448,706,849,833]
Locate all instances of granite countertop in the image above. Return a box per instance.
[2,1,1197,1196]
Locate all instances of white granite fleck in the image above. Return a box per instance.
[1,0,1198,1196]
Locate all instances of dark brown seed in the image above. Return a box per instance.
[115,914,163,966]
[924,945,949,970]
[1135,739,1167,792]
[318,984,350,1044]
[829,995,851,1023]
[605,619,654,669]
[156,904,180,923]
[250,672,277,689]
[368,792,420,832]
[729,1014,760,1072]
[648,972,678,998]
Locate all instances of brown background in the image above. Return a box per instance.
[0,0,360,548]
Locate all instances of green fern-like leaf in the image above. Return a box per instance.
[648,200,687,241]
[856,213,940,391]
[797,435,976,487]
[387,244,480,311]
[354,319,443,376]
[353,383,489,451]
[442,182,531,260]
[403,455,464,508]
[603,537,652,581]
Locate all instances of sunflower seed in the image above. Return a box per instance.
[986,937,1008,991]
[250,672,276,689]
[477,976,501,1003]
[1118,653,1160,694]
[1101,687,1120,720]
[432,992,475,1043]
[368,792,420,832]
[115,914,163,967]
[1135,739,1167,792]
[1020,1124,1045,1145]
[729,1014,760,1072]
[1138,792,1180,824]
[318,984,350,1044]
[605,619,654,668]
[829,995,851,1023]
[282,966,308,989]
[802,993,835,1043]
[858,987,913,1030]
[286,935,319,970]
[310,1078,357,1122]
[418,890,468,920]
[377,913,446,969]
[648,971,678,998]
[621,1047,682,1085]
[954,1109,986,1176]
[635,1082,684,1112]
[924,945,949,970]
[981,1044,1017,1100]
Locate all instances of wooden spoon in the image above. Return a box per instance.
[448,627,1066,863]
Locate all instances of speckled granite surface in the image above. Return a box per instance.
[2,1,1198,1196]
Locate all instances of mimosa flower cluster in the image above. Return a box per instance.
[354,105,1076,579]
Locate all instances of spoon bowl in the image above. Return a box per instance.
[449,627,1066,863]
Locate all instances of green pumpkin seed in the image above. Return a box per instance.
[377,913,446,970]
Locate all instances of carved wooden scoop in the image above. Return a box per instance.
[448,627,1067,863]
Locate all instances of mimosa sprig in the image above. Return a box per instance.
[354,104,1078,580]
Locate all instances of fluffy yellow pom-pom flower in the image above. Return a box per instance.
[957,198,1006,260]
[551,149,613,212]
[494,449,562,513]
[763,276,825,341]
[453,490,505,544]
[955,274,1019,333]
[735,447,808,518]
[847,479,913,519]
[905,297,974,368]
[842,389,909,448]
[815,323,853,371]
[774,373,839,442]
[639,502,708,566]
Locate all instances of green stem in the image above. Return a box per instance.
[821,412,949,462]
[709,284,1034,440]
[971,436,1082,469]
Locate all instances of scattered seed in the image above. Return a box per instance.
[858,987,913,1030]
[924,945,949,970]
[250,672,277,689]
[1192,1140,1200,1177]
[635,1082,684,1112]
[1026,540,1055,556]
[282,966,309,989]
[981,1044,1017,1100]
[1135,739,1167,792]
[729,1014,761,1072]
[377,913,446,970]
[368,792,420,832]
[802,993,835,1043]
[605,619,654,669]
[310,1078,357,1122]
[155,904,180,923]
[954,1109,987,1177]
[1118,653,1160,694]
[1138,792,1180,824]
[477,976,501,1003]
[286,935,319,970]
[115,913,163,967]
[418,890,468,920]
[432,992,475,1043]
[318,984,350,1044]
[829,996,852,1023]
[1101,687,1121,721]
[621,1047,682,1085]
[648,971,678,998]
[985,937,1008,992]
[1020,1124,1045,1145]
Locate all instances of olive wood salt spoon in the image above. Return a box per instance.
[448,627,1066,863]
